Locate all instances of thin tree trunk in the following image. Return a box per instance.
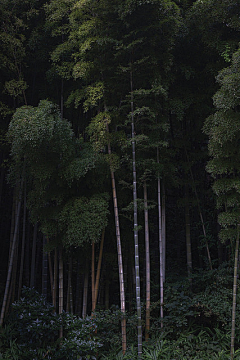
[66,254,73,313]
[82,259,89,319]
[91,242,95,313]
[0,198,21,326]
[230,225,239,359]
[6,197,19,312]
[94,230,105,310]
[59,247,63,338]
[144,181,150,341]
[185,184,192,280]
[25,221,30,287]
[18,183,27,299]
[10,227,19,304]
[105,274,110,310]
[0,163,5,206]
[47,240,54,301]
[69,258,73,314]
[53,248,58,311]
[75,260,82,315]
[107,131,127,354]
[162,182,166,282]
[185,148,212,270]
[157,148,164,326]
[42,235,48,298]
[30,223,38,288]
[130,67,142,358]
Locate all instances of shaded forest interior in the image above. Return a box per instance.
[1,0,240,359]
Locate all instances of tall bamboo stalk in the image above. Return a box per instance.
[59,247,63,338]
[130,67,142,357]
[69,257,73,314]
[162,181,166,282]
[47,239,54,301]
[91,242,95,313]
[144,181,150,340]
[66,254,73,313]
[185,148,212,270]
[0,197,22,326]
[230,225,239,359]
[157,148,164,325]
[30,223,38,288]
[53,248,58,311]
[185,184,192,280]
[42,235,48,298]
[82,259,89,319]
[107,124,127,354]
[18,183,27,299]
[94,230,105,310]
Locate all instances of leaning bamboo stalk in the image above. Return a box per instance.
[94,230,105,310]
[185,148,212,270]
[107,141,127,354]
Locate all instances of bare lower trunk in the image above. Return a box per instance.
[66,255,73,314]
[0,198,21,326]
[18,184,27,299]
[30,223,38,288]
[59,247,63,338]
[91,243,95,313]
[144,181,150,340]
[94,230,105,310]
[131,68,142,357]
[230,225,239,359]
[82,260,89,319]
[53,248,58,311]
[48,245,54,300]
[162,182,166,282]
[185,148,212,270]
[42,235,48,298]
[107,130,127,354]
[157,148,163,326]
[185,185,192,280]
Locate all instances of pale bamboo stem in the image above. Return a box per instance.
[230,225,239,359]
[144,181,150,340]
[94,230,105,309]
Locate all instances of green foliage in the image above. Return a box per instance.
[87,111,111,152]
[8,100,74,162]
[204,46,240,241]
[105,327,240,359]
[60,194,109,246]
[0,287,103,360]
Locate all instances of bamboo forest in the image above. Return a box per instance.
[1,0,240,359]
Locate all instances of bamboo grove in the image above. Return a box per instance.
[0,0,240,358]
